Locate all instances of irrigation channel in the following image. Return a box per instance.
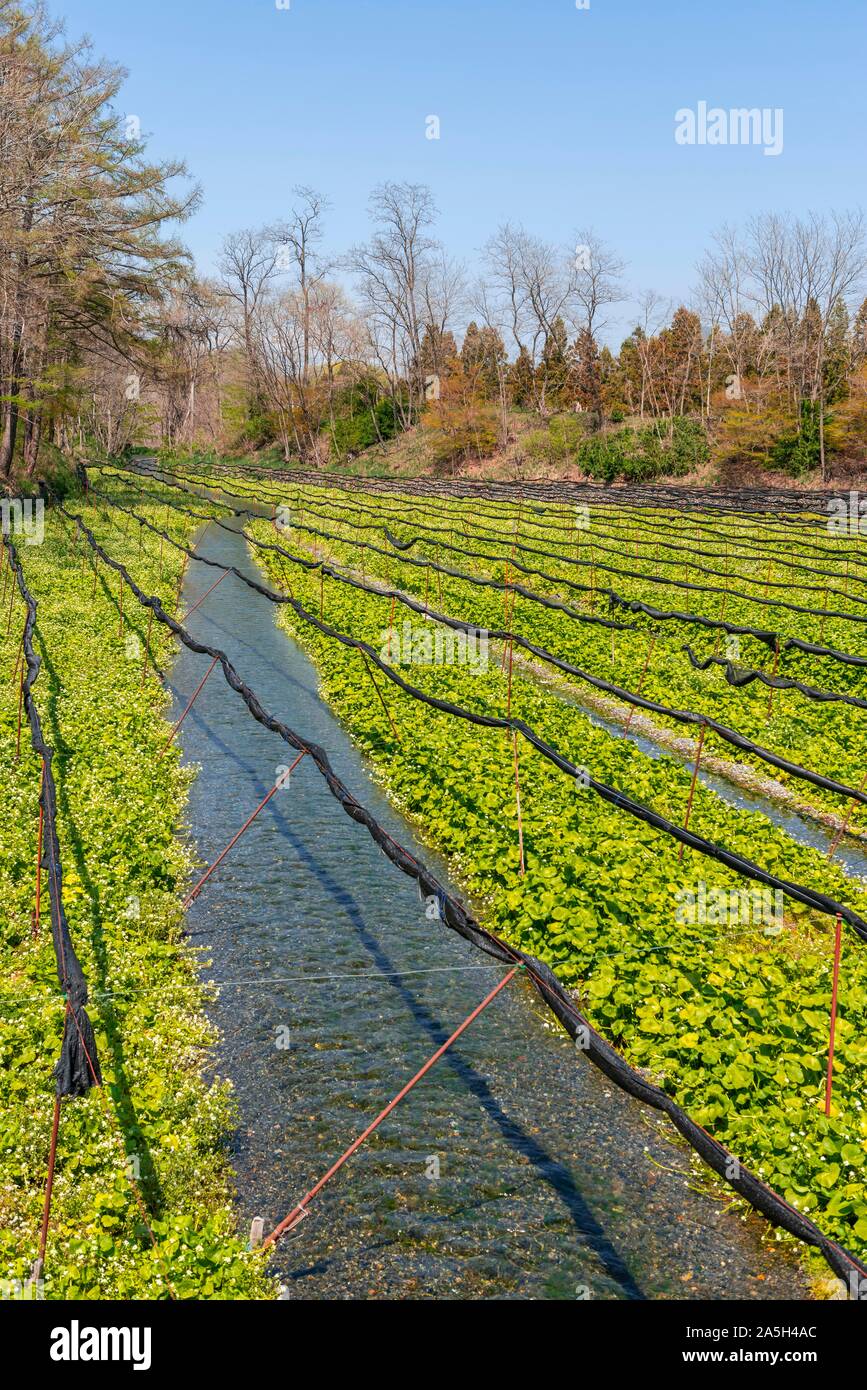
[168,505,808,1300]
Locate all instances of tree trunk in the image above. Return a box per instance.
[24,406,43,477]
[0,323,25,478]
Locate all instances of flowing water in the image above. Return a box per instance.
[168,512,807,1301]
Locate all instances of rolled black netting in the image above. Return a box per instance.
[8,540,101,1098]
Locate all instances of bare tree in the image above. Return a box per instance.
[482,224,570,415]
[218,227,281,411]
[569,227,626,341]
[270,186,331,382]
[349,181,439,425]
[469,278,512,445]
[568,229,626,426]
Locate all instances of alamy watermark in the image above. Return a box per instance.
[2,1276,44,1300]
[381,621,489,673]
[1,498,44,546]
[676,882,785,932]
[49,1322,152,1371]
[675,102,784,157]
[828,492,867,536]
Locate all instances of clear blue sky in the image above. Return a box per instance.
[65,0,866,342]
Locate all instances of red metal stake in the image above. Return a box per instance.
[513,731,526,877]
[12,630,24,682]
[179,568,228,624]
[35,1091,62,1279]
[15,666,24,760]
[624,635,657,733]
[766,640,780,721]
[361,651,401,743]
[141,609,154,688]
[262,965,520,1249]
[183,751,307,907]
[158,654,220,759]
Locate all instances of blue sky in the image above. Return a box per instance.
[65,0,866,341]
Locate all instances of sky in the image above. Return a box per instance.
[63,0,867,343]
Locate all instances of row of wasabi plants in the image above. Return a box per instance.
[0,493,274,1299]
[88,463,867,1282]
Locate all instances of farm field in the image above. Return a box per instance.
[5,459,865,1302]
[0,489,273,1300]
[7,0,867,1352]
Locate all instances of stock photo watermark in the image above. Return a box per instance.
[1,1275,44,1300]
[676,882,785,933]
[1,498,44,545]
[381,621,489,673]
[675,102,784,157]
[827,492,867,536]
[49,1323,152,1372]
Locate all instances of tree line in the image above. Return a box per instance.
[3,0,867,487]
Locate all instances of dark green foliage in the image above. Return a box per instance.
[576,418,707,483]
[770,400,824,477]
[329,386,401,459]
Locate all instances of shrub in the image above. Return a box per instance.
[520,428,556,465]
[329,393,401,459]
[769,400,824,477]
[421,401,500,472]
[577,431,631,483]
[519,414,588,468]
[548,412,589,457]
[669,415,710,475]
[575,417,708,484]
